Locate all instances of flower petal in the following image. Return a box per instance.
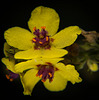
[52,26,81,48]
[56,63,82,84]
[20,74,30,95]
[15,59,43,73]
[22,69,40,95]
[1,58,16,73]
[44,71,67,91]
[42,58,64,64]
[4,27,34,50]
[14,48,41,59]
[3,42,10,57]
[15,47,68,59]
[15,58,63,73]
[41,46,68,58]
[28,6,60,36]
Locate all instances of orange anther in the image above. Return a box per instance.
[39,41,43,44]
[48,73,52,77]
[32,38,36,42]
[39,74,42,78]
[41,79,45,82]
[6,75,10,80]
[33,27,36,31]
[41,26,46,30]
[46,36,49,41]
[10,78,13,82]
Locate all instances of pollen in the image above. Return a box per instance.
[39,74,42,78]
[39,41,43,44]
[10,78,13,82]
[46,36,49,41]
[6,74,10,79]
[32,38,36,42]
[5,74,14,82]
[41,26,46,30]
[41,79,45,82]
[32,27,54,49]
[33,27,36,31]
[48,73,52,77]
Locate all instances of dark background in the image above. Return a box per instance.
[0,0,99,98]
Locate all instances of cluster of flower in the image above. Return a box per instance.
[2,6,82,95]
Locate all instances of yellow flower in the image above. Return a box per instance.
[2,57,30,93]
[4,6,81,59]
[15,58,82,95]
[2,43,30,92]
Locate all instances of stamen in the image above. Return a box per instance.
[32,38,36,42]
[39,41,43,44]
[5,75,14,82]
[5,69,19,81]
[33,27,36,31]
[6,74,10,79]
[10,78,13,82]
[39,74,42,78]
[36,63,57,83]
[46,36,49,41]
[41,79,45,82]
[41,26,46,30]
[32,27,54,49]
[48,73,52,77]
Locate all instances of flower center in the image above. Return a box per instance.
[32,26,54,49]
[36,62,58,82]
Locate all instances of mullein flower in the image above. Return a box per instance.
[2,57,30,93]
[15,58,82,95]
[4,6,81,59]
[2,42,31,93]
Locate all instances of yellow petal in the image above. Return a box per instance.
[56,63,82,84]
[15,59,43,73]
[20,74,31,95]
[28,6,60,36]
[52,26,81,48]
[14,48,41,59]
[4,27,34,50]
[15,47,68,59]
[42,58,64,64]
[1,58,16,73]
[41,46,68,58]
[3,42,10,57]
[44,71,67,91]
[22,69,40,95]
